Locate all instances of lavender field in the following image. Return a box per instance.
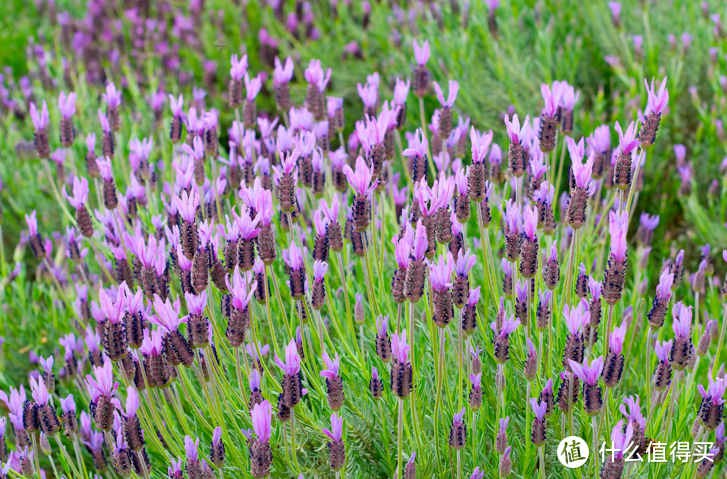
[0,0,726,478]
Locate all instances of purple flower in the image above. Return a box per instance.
[275,339,301,376]
[376,315,389,337]
[84,361,119,401]
[530,398,547,420]
[304,59,331,92]
[174,190,200,223]
[394,78,410,106]
[282,242,304,271]
[391,329,410,364]
[123,386,139,419]
[273,56,294,86]
[608,210,628,263]
[586,125,610,155]
[225,269,256,311]
[99,283,126,324]
[569,356,604,385]
[697,377,727,406]
[357,82,378,108]
[654,339,672,363]
[609,323,628,355]
[185,436,200,461]
[140,329,164,357]
[619,395,645,430]
[639,212,659,231]
[313,260,328,283]
[671,302,692,339]
[454,249,476,278]
[60,394,76,416]
[169,94,184,117]
[402,128,428,160]
[491,314,520,338]
[522,205,538,241]
[185,291,207,317]
[252,400,273,443]
[614,121,640,155]
[470,127,494,164]
[433,80,459,108]
[343,155,379,197]
[412,39,430,65]
[103,83,121,108]
[62,176,89,208]
[452,408,466,425]
[561,83,579,110]
[608,1,621,17]
[564,302,589,336]
[470,466,485,479]
[429,253,455,292]
[29,100,49,129]
[29,377,49,405]
[323,412,343,442]
[244,73,262,101]
[644,77,669,116]
[540,84,561,117]
[25,210,39,236]
[609,420,634,460]
[230,54,248,81]
[320,351,341,379]
[58,91,77,118]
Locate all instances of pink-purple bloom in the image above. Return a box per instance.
[644,77,669,116]
[412,39,430,65]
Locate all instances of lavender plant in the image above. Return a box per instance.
[0,1,726,479]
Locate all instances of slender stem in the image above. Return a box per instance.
[713,303,727,377]
[457,450,461,479]
[31,433,41,479]
[53,434,82,479]
[592,416,598,474]
[291,408,300,473]
[418,97,434,175]
[263,265,279,355]
[397,398,404,479]
[538,446,545,479]
[458,308,463,410]
[72,436,88,479]
[665,371,681,445]
[604,305,614,360]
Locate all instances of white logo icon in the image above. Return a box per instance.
[557,436,589,468]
